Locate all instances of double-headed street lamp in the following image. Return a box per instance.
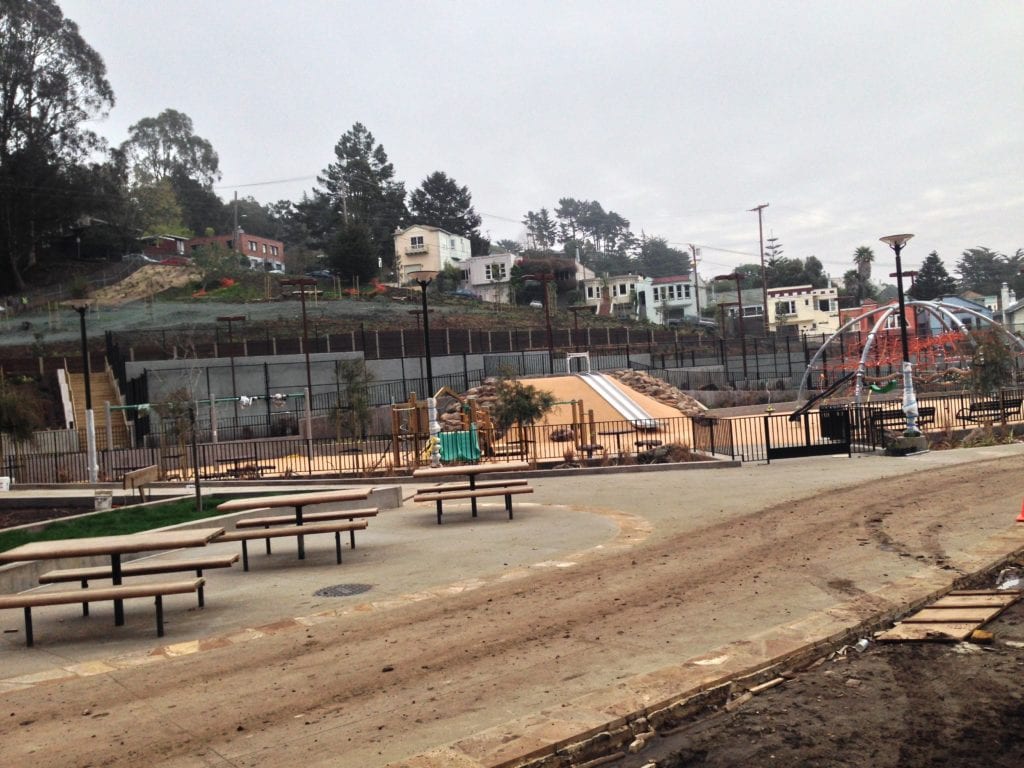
[880,233,919,435]
[715,273,748,379]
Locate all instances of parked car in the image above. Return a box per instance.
[305,269,335,279]
[452,289,480,300]
[528,300,543,308]
[159,256,191,266]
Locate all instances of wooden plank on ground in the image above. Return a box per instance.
[931,594,1018,609]
[901,607,1007,624]
[876,622,978,642]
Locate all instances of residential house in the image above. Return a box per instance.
[838,299,924,336]
[140,234,189,261]
[466,251,516,303]
[188,232,285,272]
[645,274,708,326]
[579,274,649,319]
[711,287,765,336]
[921,295,993,334]
[766,283,840,335]
[393,225,471,284]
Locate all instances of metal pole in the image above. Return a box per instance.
[74,304,98,483]
[749,203,769,335]
[419,279,434,395]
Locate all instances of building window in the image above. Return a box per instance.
[271,245,279,256]
[409,235,425,252]
[743,305,763,317]
[261,243,267,253]
[587,285,595,299]
[683,285,691,299]
[776,300,797,316]
[619,283,627,295]
[248,241,257,252]
[485,263,506,281]
[450,238,456,249]
[461,269,470,280]
[818,299,831,312]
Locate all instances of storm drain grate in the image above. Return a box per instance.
[314,583,373,598]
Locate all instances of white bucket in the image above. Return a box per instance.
[94,490,113,510]
[0,476,10,492]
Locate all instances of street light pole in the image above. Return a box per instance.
[715,273,748,379]
[217,315,245,424]
[279,278,317,468]
[880,233,918,435]
[409,270,440,467]
[69,301,98,483]
[524,272,556,372]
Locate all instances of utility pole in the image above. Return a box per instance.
[749,203,769,335]
[688,244,702,317]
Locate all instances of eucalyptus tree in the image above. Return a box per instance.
[0,0,114,290]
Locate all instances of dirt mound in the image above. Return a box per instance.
[89,264,200,306]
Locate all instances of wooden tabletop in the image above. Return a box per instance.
[0,527,225,563]
[216,488,373,513]
[412,461,530,478]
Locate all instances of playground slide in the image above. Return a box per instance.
[577,373,659,430]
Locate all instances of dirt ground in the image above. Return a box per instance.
[627,584,1024,768]
[2,454,1024,767]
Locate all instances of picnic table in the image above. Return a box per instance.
[0,527,225,626]
[598,428,634,462]
[412,461,531,522]
[217,488,373,559]
[215,455,273,478]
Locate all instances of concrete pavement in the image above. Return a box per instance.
[1,445,1023,767]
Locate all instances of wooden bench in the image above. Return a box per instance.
[0,578,204,647]
[955,398,1023,424]
[217,520,369,570]
[417,479,529,493]
[38,553,239,613]
[412,485,534,525]
[123,464,160,502]
[235,508,379,553]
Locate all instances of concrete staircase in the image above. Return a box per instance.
[68,369,131,449]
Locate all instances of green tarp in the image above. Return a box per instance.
[439,426,481,462]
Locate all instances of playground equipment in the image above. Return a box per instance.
[577,372,658,430]
[798,300,1024,405]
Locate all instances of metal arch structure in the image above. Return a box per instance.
[798,300,1024,404]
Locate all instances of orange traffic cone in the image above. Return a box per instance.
[1017,500,1024,523]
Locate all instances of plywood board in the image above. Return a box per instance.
[901,607,1005,624]
[931,594,1018,609]
[876,622,978,642]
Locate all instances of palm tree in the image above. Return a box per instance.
[852,246,876,304]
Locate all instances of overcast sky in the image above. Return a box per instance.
[62,0,1022,283]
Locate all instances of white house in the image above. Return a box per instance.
[393,225,471,284]
[464,251,516,303]
[765,283,840,334]
[579,274,650,319]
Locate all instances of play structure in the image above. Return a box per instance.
[798,300,1024,404]
[386,385,613,470]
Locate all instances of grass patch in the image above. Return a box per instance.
[0,495,232,553]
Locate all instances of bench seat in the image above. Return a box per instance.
[235,508,379,552]
[417,479,528,494]
[955,398,1022,423]
[0,578,204,646]
[218,520,369,570]
[413,485,534,525]
[38,553,238,612]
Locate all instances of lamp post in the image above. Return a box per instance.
[409,270,440,467]
[279,277,317,468]
[569,305,589,352]
[408,271,439,396]
[880,233,919,435]
[715,273,748,379]
[407,307,433,387]
[68,301,98,483]
[217,315,245,424]
[524,272,556,372]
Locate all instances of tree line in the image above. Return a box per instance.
[2,1,1020,308]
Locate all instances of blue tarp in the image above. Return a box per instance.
[439,425,481,462]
